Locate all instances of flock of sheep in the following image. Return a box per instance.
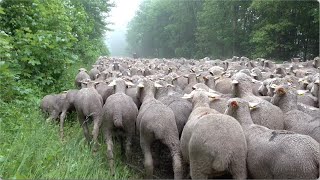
[40,56,320,179]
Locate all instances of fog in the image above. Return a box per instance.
[105,0,143,57]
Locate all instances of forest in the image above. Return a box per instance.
[127,0,319,61]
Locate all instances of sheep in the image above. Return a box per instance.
[271,84,320,143]
[40,91,76,139]
[214,75,233,94]
[95,81,113,104]
[136,79,182,179]
[181,90,247,179]
[225,98,320,179]
[89,65,100,80]
[102,78,138,175]
[183,73,198,93]
[231,72,284,130]
[75,68,90,89]
[74,80,103,152]
[156,82,192,137]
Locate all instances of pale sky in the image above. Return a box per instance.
[106,0,143,56]
[109,0,143,30]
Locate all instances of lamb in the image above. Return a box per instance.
[181,90,247,179]
[231,72,284,130]
[136,79,182,179]
[102,78,138,175]
[75,68,90,89]
[225,98,320,179]
[271,84,320,143]
[74,80,103,152]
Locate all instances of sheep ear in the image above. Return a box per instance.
[249,102,260,110]
[277,87,286,95]
[154,82,163,88]
[269,84,277,89]
[183,74,188,78]
[206,92,221,99]
[172,76,180,80]
[225,73,231,77]
[232,80,239,84]
[203,76,208,80]
[209,71,214,76]
[251,79,258,83]
[214,76,220,80]
[81,80,88,85]
[250,72,257,77]
[297,90,308,95]
[315,79,320,84]
[182,93,193,99]
[137,82,144,88]
[166,84,174,87]
[125,81,135,87]
[230,101,238,108]
[108,80,116,87]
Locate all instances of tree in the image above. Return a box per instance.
[250,0,319,61]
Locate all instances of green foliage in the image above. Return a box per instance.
[0,0,111,92]
[250,0,319,60]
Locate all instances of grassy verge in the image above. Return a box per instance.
[0,62,141,179]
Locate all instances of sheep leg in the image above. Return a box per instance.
[125,132,133,162]
[92,116,102,152]
[190,163,208,179]
[59,110,67,140]
[103,125,115,176]
[164,138,183,179]
[229,157,247,179]
[119,134,125,157]
[78,113,91,143]
[140,136,153,179]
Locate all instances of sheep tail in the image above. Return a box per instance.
[211,153,229,172]
[113,112,123,128]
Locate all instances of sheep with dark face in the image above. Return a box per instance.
[75,68,90,89]
[231,72,284,130]
[181,90,247,179]
[74,80,103,152]
[102,78,138,175]
[226,98,320,179]
[136,79,182,179]
[271,84,320,143]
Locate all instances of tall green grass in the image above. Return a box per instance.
[0,62,141,179]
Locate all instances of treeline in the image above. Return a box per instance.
[0,0,112,102]
[126,0,319,61]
